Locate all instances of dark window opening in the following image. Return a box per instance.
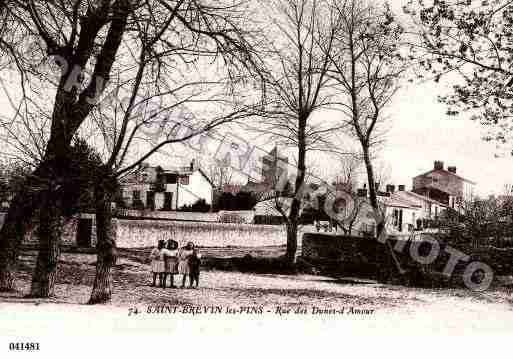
[180,175,189,185]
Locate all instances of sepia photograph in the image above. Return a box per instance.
[0,0,512,357]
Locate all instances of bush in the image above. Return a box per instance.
[132,199,145,210]
[201,254,298,274]
[179,198,211,213]
[214,191,258,211]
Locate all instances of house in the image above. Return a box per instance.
[244,146,290,195]
[383,185,448,233]
[412,161,475,210]
[346,184,448,237]
[253,197,293,224]
[120,161,214,211]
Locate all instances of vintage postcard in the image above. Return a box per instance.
[1,0,513,357]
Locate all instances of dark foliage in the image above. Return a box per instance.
[214,191,258,211]
[179,198,211,213]
[406,0,513,154]
[59,138,112,216]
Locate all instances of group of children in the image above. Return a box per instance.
[149,239,201,289]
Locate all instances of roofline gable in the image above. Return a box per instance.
[413,168,476,185]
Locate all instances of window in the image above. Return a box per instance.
[132,190,140,200]
[163,192,173,210]
[393,209,403,231]
[180,175,189,185]
[165,174,177,184]
[146,191,155,210]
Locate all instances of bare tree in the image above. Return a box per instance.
[83,6,262,303]
[250,0,344,265]
[0,0,136,295]
[0,0,262,297]
[333,152,361,192]
[328,0,405,229]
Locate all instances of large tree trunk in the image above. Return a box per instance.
[29,193,63,298]
[88,182,117,304]
[0,169,43,292]
[285,220,299,265]
[0,192,30,291]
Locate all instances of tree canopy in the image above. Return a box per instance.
[406,0,513,154]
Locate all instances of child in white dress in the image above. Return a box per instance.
[164,239,179,288]
[149,240,166,287]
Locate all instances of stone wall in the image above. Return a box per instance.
[0,212,284,249]
[117,209,255,223]
[116,219,286,248]
[0,212,97,247]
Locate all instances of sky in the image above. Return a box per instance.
[380,80,513,197]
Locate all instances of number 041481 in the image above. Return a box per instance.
[9,342,40,351]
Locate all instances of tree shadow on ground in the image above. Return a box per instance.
[313,278,378,285]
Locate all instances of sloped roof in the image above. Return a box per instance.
[253,197,293,217]
[380,194,421,209]
[414,169,476,185]
[395,191,448,208]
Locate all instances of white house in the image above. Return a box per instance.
[346,186,448,237]
[121,162,214,210]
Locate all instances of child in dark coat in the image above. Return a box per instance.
[189,247,202,288]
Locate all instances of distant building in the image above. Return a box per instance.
[412,161,475,210]
[348,183,449,237]
[121,161,213,211]
[261,146,289,188]
[221,184,245,195]
[381,186,448,235]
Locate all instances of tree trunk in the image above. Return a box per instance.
[0,173,42,292]
[285,220,298,265]
[0,192,28,291]
[88,183,116,304]
[283,114,307,267]
[362,146,384,235]
[29,194,63,298]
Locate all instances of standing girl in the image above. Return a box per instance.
[164,239,179,288]
[149,240,166,287]
[178,242,194,288]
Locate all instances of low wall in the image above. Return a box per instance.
[0,212,97,247]
[0,211,284,249]
[119,209,219,222]
[116,219,286,248]
[117,209,256,224]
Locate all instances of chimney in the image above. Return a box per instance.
[448,166,457,174]
[398,185,405,191]
[386,184,395,193]
[434,161,444,170]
